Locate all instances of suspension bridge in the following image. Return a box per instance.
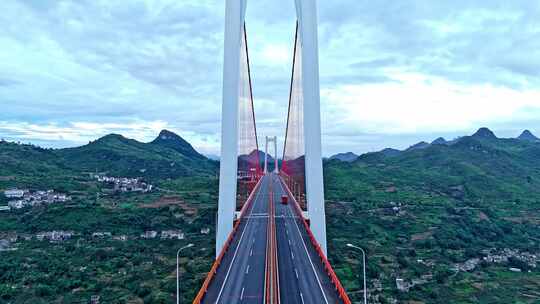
[193,1,351,303]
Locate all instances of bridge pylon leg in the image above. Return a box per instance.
[216,0,248,257]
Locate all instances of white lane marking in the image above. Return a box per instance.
[246,265,250,274]
[215,177,266,303]
[295,268,299,279]
[241,287,245,300]
[300,292,305,304]
[250,249,253,256]
[288,239,291,246]
[244,214,269,219]
[291,251,294,259]
[286,198,330,304]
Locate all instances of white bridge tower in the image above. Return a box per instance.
[264,136,279,174]
[217,0,327,256]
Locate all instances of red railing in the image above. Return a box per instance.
[193,177,263,304]
[278,175,352,304]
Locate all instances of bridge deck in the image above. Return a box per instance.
[203,176,269,304]
[198,174,347,303]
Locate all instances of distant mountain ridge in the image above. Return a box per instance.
[326,127,540,203]
[150,130,206,160]
[379,148,401,157]
[0,130,217,181]
[472,127,498,139]
[431,137,447,145]
[329,128,540,162]
[518,130,540,142]
[406,141,430,151]
[330,152,358,162]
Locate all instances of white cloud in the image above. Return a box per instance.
[0,120,169,146]
[323,73,540,135]
[261,44,292,66]
[2,0,540,156]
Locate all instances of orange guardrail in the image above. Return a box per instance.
[278,176,352,304]
[193,177,263,304]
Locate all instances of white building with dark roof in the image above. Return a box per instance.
[4,189,25,198]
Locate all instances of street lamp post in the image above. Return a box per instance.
[347,243,367,304]
[177,243,194,304]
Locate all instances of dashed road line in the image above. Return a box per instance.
[215,178,266,303]
[283,185,330,304]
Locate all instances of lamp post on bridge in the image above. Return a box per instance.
[347,243,368,304]
[264,136,269,174]
[177,243,194,304]
[273,136,278,174]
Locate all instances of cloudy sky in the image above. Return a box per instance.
[1,0,540,156]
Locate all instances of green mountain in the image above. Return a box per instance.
[150,129,207,160]
[1,127,539,303]
[330,152,359,162]
[518,129,540,142]
[324,128,540,303]
[361,129,538,201]
[0,141,63,177]
[59,131,216,179]
[0,130,217,187]
[0,131,218,303]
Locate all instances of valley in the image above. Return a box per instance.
[0,128,539,303]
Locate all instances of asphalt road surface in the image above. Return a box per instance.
[202,174,343,303]
[272,174,342,304]
[203,176,270,304]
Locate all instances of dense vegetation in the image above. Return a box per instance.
[1,128,539,303]
[0,129,217,189]
[325,128,540,303]
[0,131,218,303]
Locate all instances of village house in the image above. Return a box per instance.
[113,235,128,241]
[92,232,112,238]
[95,175,153,193]
[140,231,158,239]
[453,248,539,273]
[0,240,11,251]
[36,231,74,242]
[161,230,184,240]
[4,189,26,198]
[90,295,100,304]
[7,189,70,210]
